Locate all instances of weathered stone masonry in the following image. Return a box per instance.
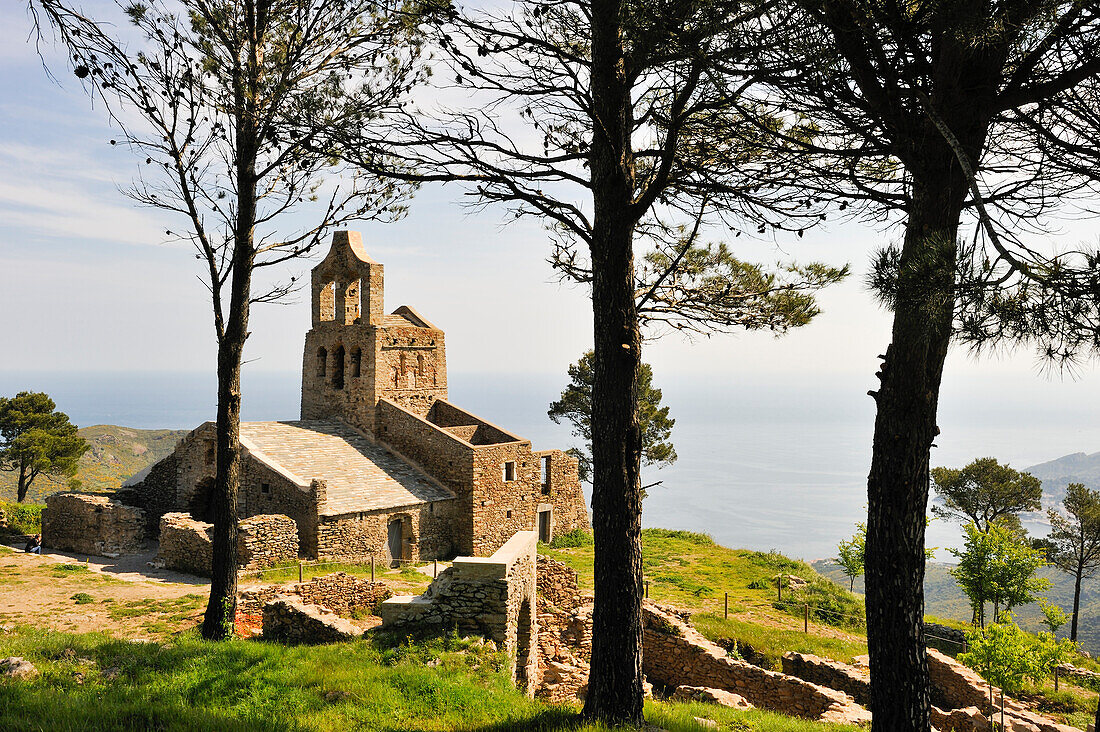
[42,493,146,556]
[116,231,587,565]
[379,531,540,694]
[157,513,298,577]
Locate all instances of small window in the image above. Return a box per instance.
[540,456,551,486]
[204,440,215,466]
[506,510,513,519]
[317,347,328,377]
[260,483,271,495]
[502,461,516,482]
[351,348,362,378]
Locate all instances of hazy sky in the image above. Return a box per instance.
[4,2,1100,470]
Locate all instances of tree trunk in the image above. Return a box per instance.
[201,23,259,640]
[865,173,966,732]
[581,0,644,723]
[1071,564,1084,642]
[16,461,29,503]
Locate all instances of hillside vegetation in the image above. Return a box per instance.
[543,528,868,667]
[0,425,187,503]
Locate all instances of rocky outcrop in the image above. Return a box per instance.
[262,597,365,644]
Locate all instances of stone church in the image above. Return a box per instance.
[125,231,588,561]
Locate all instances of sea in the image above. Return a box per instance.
[4,368,1100,562]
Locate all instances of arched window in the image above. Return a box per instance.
[417,354,425,378]
[317,347,327,377]
[319,281,336,321]
[351,348,362,378]
[332,345,345,390]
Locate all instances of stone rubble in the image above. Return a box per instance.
[0,657,38,680]
[671,685,753,709]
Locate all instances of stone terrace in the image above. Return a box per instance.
[239,421,453,515]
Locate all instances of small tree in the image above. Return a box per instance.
[931,458,1042,533]
[950,523,1049,628]
[961,614,1075,730]
[1047,483,1100,642]
[1039,599,1070,635]
[548,351,675,487]
[0,392,88,503]
[836,523,866,592]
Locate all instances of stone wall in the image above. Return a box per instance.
[534,449,589,538]
[237,459,319,557]
[535,555,591,704]
[158,512,299,577]
[379,531,540,694]
[780,652,870,707]
[238,572,392,618]
[641,604,871,725]
[42,493,146,556]
[928,648,995,711]
[263,597,365,644]
[237,514,299,569]
[315,499,458,561]
[157,513,214,576]
[117,451,180,536]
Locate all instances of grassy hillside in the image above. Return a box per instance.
[0,626,862,732]
[0,425,187,503]
[813,558,1100,656]
[543,528,869,668]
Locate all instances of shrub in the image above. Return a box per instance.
[1,501,43,535]
[641,528,715,546]
[550,528,593,548]
[71,593,93,605]
[747,578,771,590]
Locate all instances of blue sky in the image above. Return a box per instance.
[4,1,1100,471]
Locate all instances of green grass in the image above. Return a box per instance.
[692,615,868,670]
[0,627,859,731]
[542,528,865,633]
[0,501,43,535]
[71,593,94,605]
[108,595,205,621]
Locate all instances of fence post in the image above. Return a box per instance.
[1054,666,1059,691]
[804,603,809,633]
[645,580,649,599]
[371,556,375,583]
[724,592,729,620]
[298,562,303,583]
[778,575,783,602]
[433,560,438,579]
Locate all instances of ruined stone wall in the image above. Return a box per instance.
[927,648,995,711]
[157,512,213,576]
[175,425,218,518]
[118,452,180,536]
[534,450,589,536]
[158,512,299,577]
[535,555,591,704]
[238,459,319,557]
[641,604,870,724]
[237,514,299,569]
[780,653,870,707]
[315,499,458,561]
[42,493,146,556]
[263,597,365,644]
[378,531,540,694]
[238,572,392,618]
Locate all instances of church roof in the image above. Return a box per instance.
[238,421,454,516]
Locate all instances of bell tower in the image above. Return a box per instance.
[301,231,447,434]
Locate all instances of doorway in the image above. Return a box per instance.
[387,518,404,566]
[537,509,551,544]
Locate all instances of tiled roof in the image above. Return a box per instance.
[238,421,453,516]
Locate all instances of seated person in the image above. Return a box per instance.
[24,534,41,554]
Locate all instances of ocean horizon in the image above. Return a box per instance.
[3,367,1098,561]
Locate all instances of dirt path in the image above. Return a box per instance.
[0,544,208,638]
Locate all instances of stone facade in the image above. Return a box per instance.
[379,531,540,694]
[41,493,146,556]
[157,512,298,577]
[120,231,588,563]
